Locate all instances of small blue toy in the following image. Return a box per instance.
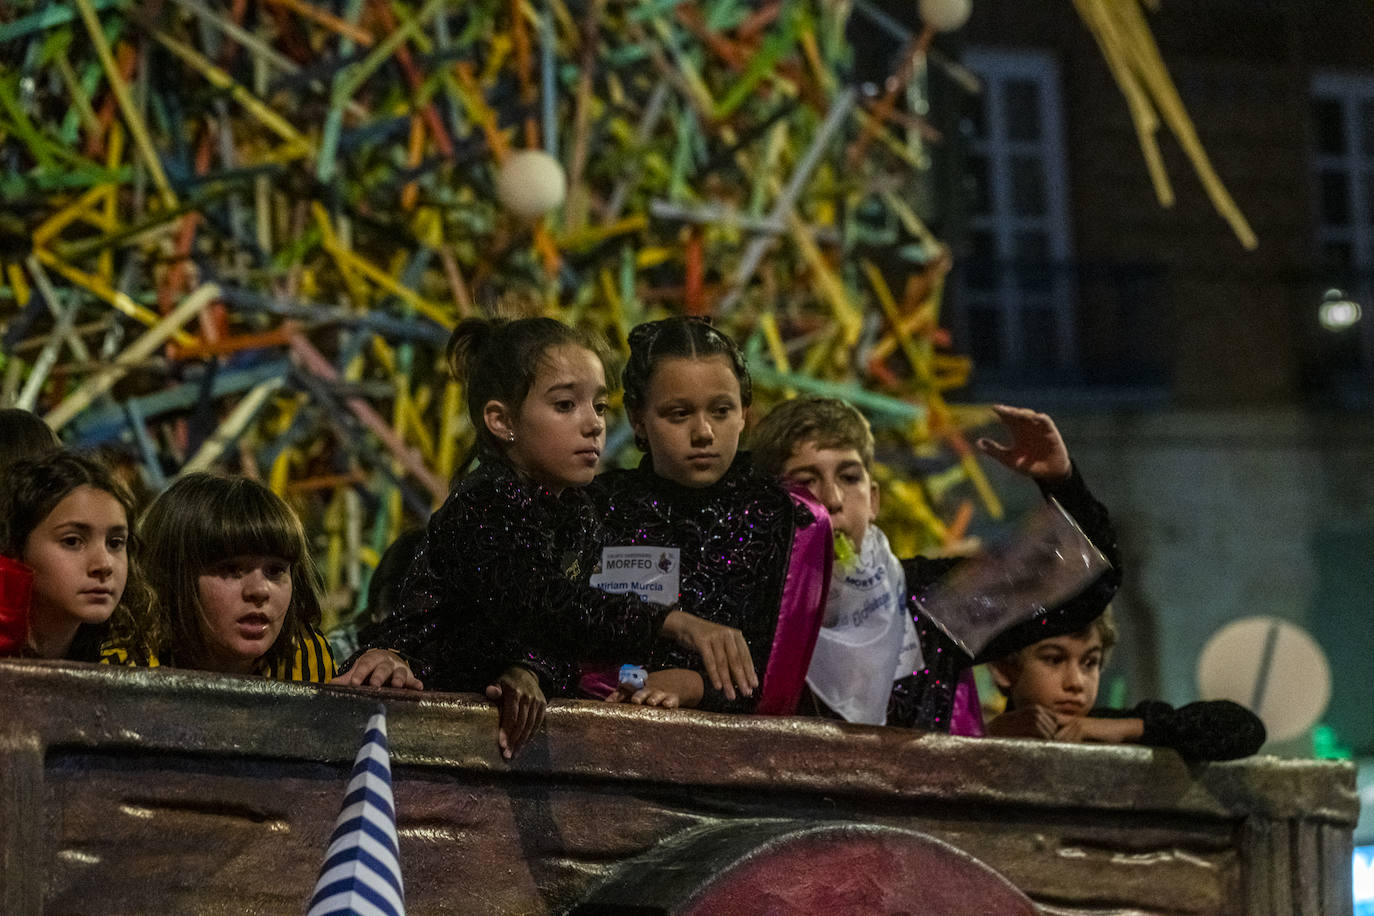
[618,664,648,692]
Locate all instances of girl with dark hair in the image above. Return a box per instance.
[0,408,60,477]
[0,451,150,660]
[340,316,755,759]
[101,473,335,681]
[591,316,831,714]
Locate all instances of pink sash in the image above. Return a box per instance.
[579,664,619,699]
[755,488,832,715]
[949,668,986,737]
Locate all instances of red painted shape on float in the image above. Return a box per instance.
[684,830,1037,916]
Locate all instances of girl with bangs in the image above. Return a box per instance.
[103,473,335,681]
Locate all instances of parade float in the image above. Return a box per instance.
[0,660,1357,914]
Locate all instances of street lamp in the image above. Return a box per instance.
[1318,288,1362,331]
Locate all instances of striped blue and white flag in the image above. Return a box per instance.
[306,705,405,916]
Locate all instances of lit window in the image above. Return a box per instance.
[954,49,1075,378]
[1310,73,1374,372]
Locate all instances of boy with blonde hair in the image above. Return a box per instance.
[751,397,1121,732]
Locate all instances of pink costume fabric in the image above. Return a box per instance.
[755,487,832,715]
[948,669,986,737]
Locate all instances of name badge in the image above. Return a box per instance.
[589,546,680,604]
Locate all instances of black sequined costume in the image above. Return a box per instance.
[592,453,815,713]
[344,459,672,694]
[883,463,1121,732]
[1093,700,1266,759]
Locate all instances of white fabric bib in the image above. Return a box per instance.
[806,526,923,725]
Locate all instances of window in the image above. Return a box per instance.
[954,49,1075,381]
[1310,73,1374,374]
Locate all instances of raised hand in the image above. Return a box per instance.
[976,405,1072,482]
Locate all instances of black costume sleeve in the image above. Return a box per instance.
[345,463,672,694]
[695,684,739,714]
[1093,700,1266,760]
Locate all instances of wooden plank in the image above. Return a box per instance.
[0,733,45,916]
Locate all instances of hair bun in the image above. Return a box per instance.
[446,317,505,383]
[626,321,658,352]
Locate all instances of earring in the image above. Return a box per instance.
[508,432,516,443]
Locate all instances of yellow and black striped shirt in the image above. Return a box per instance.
[101,624,337,683]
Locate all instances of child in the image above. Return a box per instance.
[987,609,1266,759]
[593,317,832,714]
[340,317,753,759]
[750,396,1121,732]
[0,409,62,654]
[362,527,425,625]
[101,473,336,681]
[0,451,149,660]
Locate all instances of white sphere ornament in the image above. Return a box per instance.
[918,0,972,32]
[496,149,567,220]
[1318,288,1362,331]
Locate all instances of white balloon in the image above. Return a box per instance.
[496,149,567,219]
[918,0,972,32]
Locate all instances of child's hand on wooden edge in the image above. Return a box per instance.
[1055,715,1144,745]
[986,704,1060,739]
[604,668,703,708]
[659,611,756,701]
[330,648,424,690]
[485,665,546,760]
[604,686,681,708]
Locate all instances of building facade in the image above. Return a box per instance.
[903,0,1374,775]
